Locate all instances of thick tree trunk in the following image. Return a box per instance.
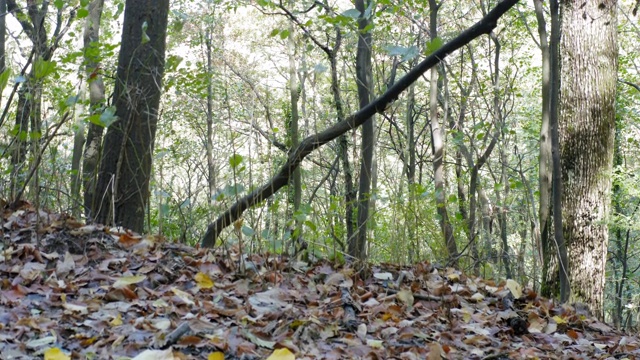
[94,0,169,232]
[559,0,617,318]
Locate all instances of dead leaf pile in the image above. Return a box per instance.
[1,204,640,359]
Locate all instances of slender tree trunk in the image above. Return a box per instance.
[559,0,617,317]
[351,0,374,260]
[287,21,303,252]
[94,0,170,232]
[72,0,104,218]
[428,0,457,266]
[406,84,418,261]
[0,0,5,75]
[533,0,553,296]
[205,27,216,219]
[549,0,570,303]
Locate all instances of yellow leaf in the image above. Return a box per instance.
[44,348,70,360]
[195,272,214,289]
[208,352,225,360]
[113,275,146,289]
[266,348,295,360]
[506,279,522,299]
[110,314,123,326]
[553,315,567,324]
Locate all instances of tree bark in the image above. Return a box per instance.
[94,0,169,232]
[559,0,617,317]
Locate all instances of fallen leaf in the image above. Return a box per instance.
[56,252,75,277]
[266,348,295,360]
[44,347,71,360]
[396,289,414,307]
[506,279,522,298]
[208,352,225,360]
[113,275,146,289]
[195,272,214,289]
[132,348,176,360]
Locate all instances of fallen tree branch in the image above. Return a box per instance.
[201,0,520,248]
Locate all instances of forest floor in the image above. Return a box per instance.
[1,203,640,360]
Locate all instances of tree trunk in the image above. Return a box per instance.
[287,22,302,250]
[0,0,5,75]
[351,0,374,260]
[559,0,617,317]
[76,0,105,218]
[205,27,217,220]
[94,0,169,232]
[428,0,457,266]
[533,0,553,297]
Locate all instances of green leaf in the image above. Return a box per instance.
[66,95,80,107]
[77,8,89,18]
[229,154,243,168]
[304,220,316,231]
[269,29,280,37]
[34,59,56,80]
[114,3,124,19]
[341,8,361,19]
[241,225,255,237]
[99,106,118,127]
[384,45,418,61]
[0,69,11,93]
[279,29,290,39]
[425,37,444,55]
[54,0,64,10]
[29,131,42,140]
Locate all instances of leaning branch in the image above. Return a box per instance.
[201,0,520,248]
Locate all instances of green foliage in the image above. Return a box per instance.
[34,59,57,80]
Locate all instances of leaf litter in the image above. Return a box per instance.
[1,203,640,359]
